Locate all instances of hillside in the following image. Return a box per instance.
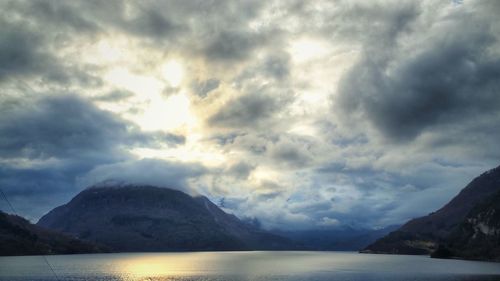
[37,185,295,252]
[433,188,500,261]
[0,211,103,256]
[362,165,500,261]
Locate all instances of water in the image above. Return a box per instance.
[1,251,499,281]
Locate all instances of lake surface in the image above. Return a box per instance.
[1,251,500,281]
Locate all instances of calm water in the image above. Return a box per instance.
[1,251,500,281]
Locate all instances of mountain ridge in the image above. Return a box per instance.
[37,185,296,252]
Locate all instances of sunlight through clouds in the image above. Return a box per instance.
[289,38,330,63]
[105,67,164,97]
[162,60,185,87]
[137,93,195,132]
[1,0,499,230]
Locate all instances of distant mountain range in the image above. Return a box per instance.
[362,165,500,261]
[0,211,104,256]
[276,225,399,251]
[37,185,296,252]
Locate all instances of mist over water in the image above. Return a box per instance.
[1,252,499,281]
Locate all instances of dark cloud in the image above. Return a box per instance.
[335,3,500,142]
[123,7,181,39]
[20,0,99,32]
[0,163,92,220]
[203,30,264,62]
[0,17,102,88]
[267,136,312,168]
[208,132,243,146]
[256,190,283,201]
[207,57,295,130]
[93,90,135,102]
[4,0,182,45]
[0,94,186,160]
[137,131,186,147]
[218,196,248,211]
[232,52,292,88]
[0,95,129,160]
[263,53,291,81]
[208,92,280,128]
[225,161,255,179]
[191,78,220,98]
[207,52,295,132]
[0,20,48,80]
[0,94,135,218]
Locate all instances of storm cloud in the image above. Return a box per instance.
[0,95,129,160]
[0,20,53,80]
[336,5,500,141]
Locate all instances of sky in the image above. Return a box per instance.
[0,0,499,230]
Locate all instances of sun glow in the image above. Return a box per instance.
[102,65,195,132]
[105,67,164,96]
[97,40,124,62]
[289,38,330,62]
[138,92,195,132]
[162,60,185,87]
[132,140,227,167]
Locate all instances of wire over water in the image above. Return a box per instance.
[0,188,61,281]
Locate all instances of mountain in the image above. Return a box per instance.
[276,225,400,251]
[362,165,500,260]
[0,211,103,256]
[37,184,296,252]
[432,188,500,261]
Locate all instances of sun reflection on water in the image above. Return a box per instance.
[116,253,214,279]
[121,256,188,278]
